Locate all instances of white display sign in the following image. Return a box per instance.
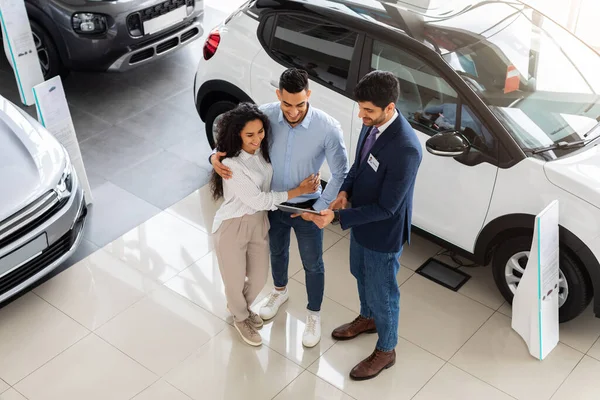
[0,0,44,106]
[33,77,93,205]
[512,200,560,360]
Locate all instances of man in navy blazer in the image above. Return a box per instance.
[300,71,422,380]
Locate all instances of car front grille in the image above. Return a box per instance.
[180,27,199,42]
[127,0,195,36]
[0,191,67,250]
[156,37,179,54]
[130,48,155,64]
[0,213,84,297]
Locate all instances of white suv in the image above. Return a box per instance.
[193,0,600,322]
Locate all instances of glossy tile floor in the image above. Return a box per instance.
[1,184,600,400]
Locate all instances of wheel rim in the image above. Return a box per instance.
[32,32,50,78]
[505,251,569,307]
[212,114,224,144]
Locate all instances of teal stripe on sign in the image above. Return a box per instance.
[537,218,543,360]
[32,86,45,127]
[0,11,26,103]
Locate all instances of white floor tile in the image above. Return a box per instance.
[451,312,584,400]
[413,364,514,400]
[294,238,411,313]
[309,334,444,400]
[166,186,222,235]
[456,265,505,310]
[251,280,358,368]
[166,327,303,400]
[498,302,512,317]
[587,337,600,361]
[325,222,349,238]
[103,211,213,283]
[273,371,354,400]
[399,274,494,360]
[165,251,230,320]
[0,379,8,394]
[165,251,275,322]
[483,302,600,355]
[15,334,157,400]
[551,356,600,399]
[34,249,160,331]
[0,389,27,400]
[0,293,89,385]
[132,380,192,400]
[96,287,225,375]
[558,305,600,353]
[400,234,442,271]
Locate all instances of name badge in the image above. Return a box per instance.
[367,153,379,172]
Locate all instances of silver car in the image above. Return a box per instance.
[0,95,86,304]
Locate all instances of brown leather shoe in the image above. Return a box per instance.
[332,315,376,340]
[350,349,396,381]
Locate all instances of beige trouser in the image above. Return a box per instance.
[214,211,270,322]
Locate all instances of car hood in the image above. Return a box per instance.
[0,97,65,223]
[544,143,600,208]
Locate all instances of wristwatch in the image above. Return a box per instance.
[333,209,340,223]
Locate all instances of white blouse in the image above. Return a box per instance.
[212,149,288,233]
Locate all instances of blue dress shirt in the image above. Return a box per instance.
[258,102,349,211]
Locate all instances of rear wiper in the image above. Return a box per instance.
[530,140,590,155]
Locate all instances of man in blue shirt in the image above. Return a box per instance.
[210,68,349,347]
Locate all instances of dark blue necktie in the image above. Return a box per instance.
[360,127,379,163]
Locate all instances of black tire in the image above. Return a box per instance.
[30,21,67,80]
[205,100,237,148]
[492,236,592,323]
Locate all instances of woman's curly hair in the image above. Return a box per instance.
[210,102,272,200]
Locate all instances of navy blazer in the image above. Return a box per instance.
[338,112,422,253]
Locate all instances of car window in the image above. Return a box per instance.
[432,3,600,156]
[370,40,459,136]
[269,14,358,91]
[459,105,496,153]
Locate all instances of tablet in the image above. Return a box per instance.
[276,204,321,215]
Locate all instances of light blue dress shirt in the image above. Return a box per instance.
[258,102,349,211]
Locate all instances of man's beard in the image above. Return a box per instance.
[365,113,386,126]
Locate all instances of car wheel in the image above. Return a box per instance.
[30,21,67,80]
[205,100,237,148]
[492,236,592,323]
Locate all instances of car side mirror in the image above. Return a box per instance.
[425,131,470,157]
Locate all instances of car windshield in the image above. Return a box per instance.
[426,1,600,155]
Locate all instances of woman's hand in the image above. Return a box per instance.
[298,173,321,194]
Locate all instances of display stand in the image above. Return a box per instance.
[0,0,44,106]
[512,200,560,360]
[33,76,93,205]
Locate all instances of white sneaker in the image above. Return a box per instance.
[303,313,321,348]
[259,289,289,320]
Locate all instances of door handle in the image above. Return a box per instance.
[269,80,278,88]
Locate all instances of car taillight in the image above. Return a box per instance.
[203,29,221,60]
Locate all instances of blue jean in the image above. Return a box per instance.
[268,209,324,312]
[350,231,402,352]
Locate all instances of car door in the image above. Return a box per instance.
[250,12,363,180]
[363,38,499,253]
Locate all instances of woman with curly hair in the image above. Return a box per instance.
[210,102,320,346]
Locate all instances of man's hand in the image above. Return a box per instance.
[211,152,232,179]
[329,192,348,210]
[297,209,335,229]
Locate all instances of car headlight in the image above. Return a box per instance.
[57,155,74,198]
[72,13,108,34]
